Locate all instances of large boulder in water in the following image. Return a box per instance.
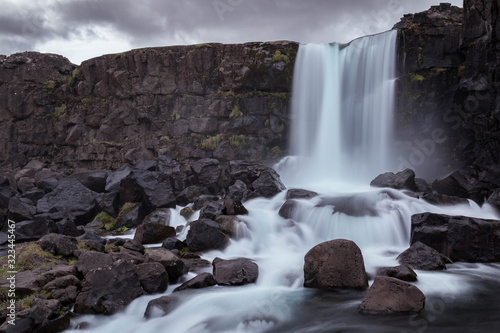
[134,209,176,244]
[397,241,447,271]
[359,276,425,314]
[370,169,417,191]
[303,239,368,289]
[411,212,500,262]
[212,257,259,286]
[185,219,229,252]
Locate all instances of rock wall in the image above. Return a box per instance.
[0,42,298,171]
[395,1,500,187]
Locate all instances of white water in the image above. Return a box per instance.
[67,31,500,333]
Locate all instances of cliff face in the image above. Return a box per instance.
[395,1,500,185]
[0,42,298,171]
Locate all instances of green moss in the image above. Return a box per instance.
[68,259,78,265]
[418,47,423,66]
[272,50,289,63]
[201,134,223,150]
[410,74,425,83]
[0,243,58,280]
[229,105,243,119]
[42,80,56,91]
[171,110,181,121]
[434,68,448,73]
[54,104,67,118]
[113,227,130,236]
[264,119,270,127]
[229,135,247,148]
[271,146,282,158]
[166,94,175,101]
[112,203,140,231]
[219,89,236,98]
[195,43,212,48]
[458,64,466,77]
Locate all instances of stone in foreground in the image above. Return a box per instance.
[359,276,425,314]
[303,239,368,289]
[212,257,259,286]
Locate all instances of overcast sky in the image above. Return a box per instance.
[0,0,462,65]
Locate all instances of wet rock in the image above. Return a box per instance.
[0,299,67,333]
[185,218,229,252]
[105,164,133,192]
[176,185,210,206]
[136,262,169,294]
[162,237,184,251]
[303,239,368,289]
[134,209,176,244]
[144,296,178,319]
[38,233,77,257]
[227,180,252,202]
[43,275,81,305]
[143,248,187,282]
[110,248,144,265]
[199,200,225,219]
[36,178,98,225]
[415,178,432,193]
[173,272,217,292]
[71,170,109,193]
[37,177,60,193]
[411,212,500,262]
[122,238,145,254]
[212,257,259,286]
[370,169,418,191]
[0,187,16,209]
[420,193,469,206]
[56,218,83,237]
[359,276,425,314]
[223,198,248,215]
[286,188,318,200]
[95,192,119,218]
[376,265,418,282]
[397,241,447,270]
[278,199,300,219]
[74,260,144,315]
[229,161,286,199]
[191,158,227,195]
[432,169,487,204]
[21,188,46,204]
[114,203,144,229]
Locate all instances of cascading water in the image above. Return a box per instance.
[67,31,500,333]
[282,31,397,188]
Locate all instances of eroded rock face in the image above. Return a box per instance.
[0,42,297,170]
[397,241,447,271]
[303,239,368,290]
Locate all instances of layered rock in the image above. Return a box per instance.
[0,42,298,171]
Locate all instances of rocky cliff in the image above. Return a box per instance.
[0,42,298,171]
[395,1,500,191]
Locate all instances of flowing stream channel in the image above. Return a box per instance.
[67,31,500,333]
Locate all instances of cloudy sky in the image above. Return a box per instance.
[0,0,462,64]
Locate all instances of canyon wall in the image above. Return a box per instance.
[0,42,298,171]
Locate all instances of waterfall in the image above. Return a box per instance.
[282,31,397,189]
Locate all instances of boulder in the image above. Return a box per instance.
[136,262,169,294]
[185,219,229,252]
[7,197,36,221]
[143,248,187,282]
[162,237,184,251]
[199,200,225,220]
[303,239,368,289]
[74,260,144,315]
[110,248,144,265]
[122,238,145,254]
[21,189,46,204]
[190,158,227,194]
[251,170,286,198]
[38,233,77,257]
[56,218,83,237]
[359,276,425,314]
[134,209,176,244]
[143,296,178,319]
[229,161,286,199]
[43,275,81,305]
[227,180,252,202]
[173,272,217,292]
[105,164,133,192]
[286,188,318,200]
[95,192,119,218]
[376,265,418,282]
[0,187,16,209]
[75,251,114,276]
[411,213,500,262]
[212,257,259,286]
[431,169,487,204]
[114,203,144,229]
[36,178,98,225]
[15,218,58,242]
[397,241,447,271]
[71,170,109,193]
[278,199,300,219]
[176,185,210,206]
[420,193,468,206]
[370,169,418,191]
[37,177,59,193]
[223,198,248,215]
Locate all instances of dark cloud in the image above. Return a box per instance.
[0,0,463,63]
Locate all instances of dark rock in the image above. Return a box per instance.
[105,164,133,192]
[222,198,248,215]
[278,199,299,219]
[185,218,229,252]
[122,238,145,254]
[229,161,286,199]
[75,251,114,276]
[0,299,67,333]
[227,180,252,202]
[0,175,9,187]
[174,272,217,292]
[0,187,16,209]
[411,212,500,262]
[415,178,432,193]
[370,169,418,191]
[176,185,210,206]
[286,188,318,200]
[134,209,176,244]
[212,257,259,286]
[487,189,500,212]
[95,191,119,218]
[303,239,368,289]
[359,276,425,314]
[21,188,46,204]
[71,170,109,193]
[43,275,81,305]
[114,203,144,229]
[199,200,225,219]
[251,169,286,198]
[36,178,98,226]
[17,177,36,193]
[74,260,144,315]
[420,193,469,206]
[110,247,144,264]
[8,197,36,221]
[136,262,169,294]
[193,194,220,211]
[162,237,184,251]
[38,233,77,257]
[15,218,58,242]
[56,218,83,237]
[214,215,242,237]
[432,169,487,204]
[37,177,60,193]
[144,296,178,319]
[397,241,447,270]
[191,158,226,194]
[377,265,418,282]
[143,248,188,282]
